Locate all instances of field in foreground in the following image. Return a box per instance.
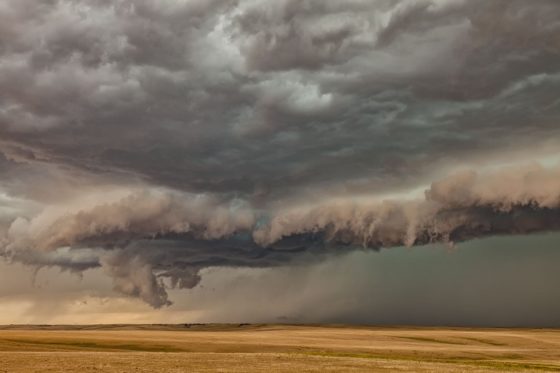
[0,325,559,372]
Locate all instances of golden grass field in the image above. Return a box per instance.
[0,324,559,372]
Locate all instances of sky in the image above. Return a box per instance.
[0,0,559,325]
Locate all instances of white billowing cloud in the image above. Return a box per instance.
[5,188,255,254]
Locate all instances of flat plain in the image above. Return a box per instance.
[0,324,559,372]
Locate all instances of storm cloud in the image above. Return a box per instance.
[1,0,560,310]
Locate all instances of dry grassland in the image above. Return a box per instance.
[0,324,559,372]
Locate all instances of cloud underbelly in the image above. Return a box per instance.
[2,164,559,307]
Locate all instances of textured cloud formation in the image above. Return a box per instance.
[3,164,560,307]
[1,0,560,308]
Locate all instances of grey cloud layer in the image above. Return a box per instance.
[1,0,560,197]
[1,0,560,307]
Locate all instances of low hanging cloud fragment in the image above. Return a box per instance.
[2,164,560,307]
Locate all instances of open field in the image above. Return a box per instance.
[0,325,559,372]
